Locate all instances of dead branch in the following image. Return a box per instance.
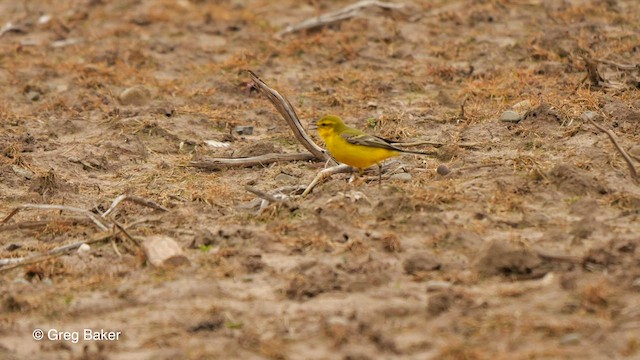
[2,204,108,231]
[535,249,582,264]
[277,0,406,37]
[102,194,169,218]
[245,185,297,214]
[190,152,316,171]
[302,164,354,196]
[245,185,289,204]
[0,230,117,272]
[247,70,329,161]
[0,218,93,232]
[239,185,307,213]
[595,58,640,71]
[0,215,162,272]
[579,55,626,90]
[582,112,638,183]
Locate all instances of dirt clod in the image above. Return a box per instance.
[475,241,544,279]
[403,253,442,275]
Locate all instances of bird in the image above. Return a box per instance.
[315,115,432,182]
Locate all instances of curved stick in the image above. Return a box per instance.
[190,152,316,171]
[247,70,329,161]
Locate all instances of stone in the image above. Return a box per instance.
[234,126,253,135]
[436,164,450,176]
[500,110,521,122]
[118,86,151,106]
[141,236,190,267]
[389,172,412,181]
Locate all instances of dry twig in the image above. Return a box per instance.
[189,71,329,170]
[2,204,109,231]
[0,195,166,271]
[595,58,640,72]
[0,218,93,232]
[277,0,406,37]
[302,164,354,196]
[102,194,169,218]
[579,55,625,90]
[582,112,638,184]
[535,249,582,264]
[247,70,328,161]
[0,230,117,272]
[190,152,316,171]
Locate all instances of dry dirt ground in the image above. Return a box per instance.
[1,0,640,359]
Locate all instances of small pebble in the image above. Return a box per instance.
[436,164,450,176]
[179,140,198,153]
[118,85,151,106]
[204,140,230,148]
[559,333,581,345]
[12,165,35,179]
[77,243,91,256]
[425,280,453,292]
[38,14,52,25]
[275,173,296,182]
[499,110,522,122]
[234,126,254,135]
[511,100,532,113]
[389,172,412,182]
[26,91,40,101]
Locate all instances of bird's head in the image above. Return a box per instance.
[315,115,346,138]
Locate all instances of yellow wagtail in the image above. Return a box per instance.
[315,115,432,181]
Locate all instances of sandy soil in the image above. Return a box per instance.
[1,0,640,359]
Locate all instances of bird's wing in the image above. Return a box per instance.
[340,131,403,152]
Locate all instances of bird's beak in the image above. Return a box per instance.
[309,123,318,130]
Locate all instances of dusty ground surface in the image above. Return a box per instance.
[1,0,640,359]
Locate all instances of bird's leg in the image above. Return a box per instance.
[378,164,382,188]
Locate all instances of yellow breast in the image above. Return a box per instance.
[321,130,399,170]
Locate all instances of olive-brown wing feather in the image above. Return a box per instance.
[340,132,404,152]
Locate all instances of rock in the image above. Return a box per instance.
[234,126,253,135]
[77,243,91,257]
[499,110,521,122]
[559,333,581,345]
[474,241,543,278]
[12,165,35,179]
[275,173,296,182]
[436,164,450,176]
[178,140,198,153]
[118,86,151,106]
[427,289,457,316]
[511,100,532,113]
[389,172,412,182]
[425,281,453,292]
[26,91,41,101]
[141,235,190,267]
[204,140,230,148]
